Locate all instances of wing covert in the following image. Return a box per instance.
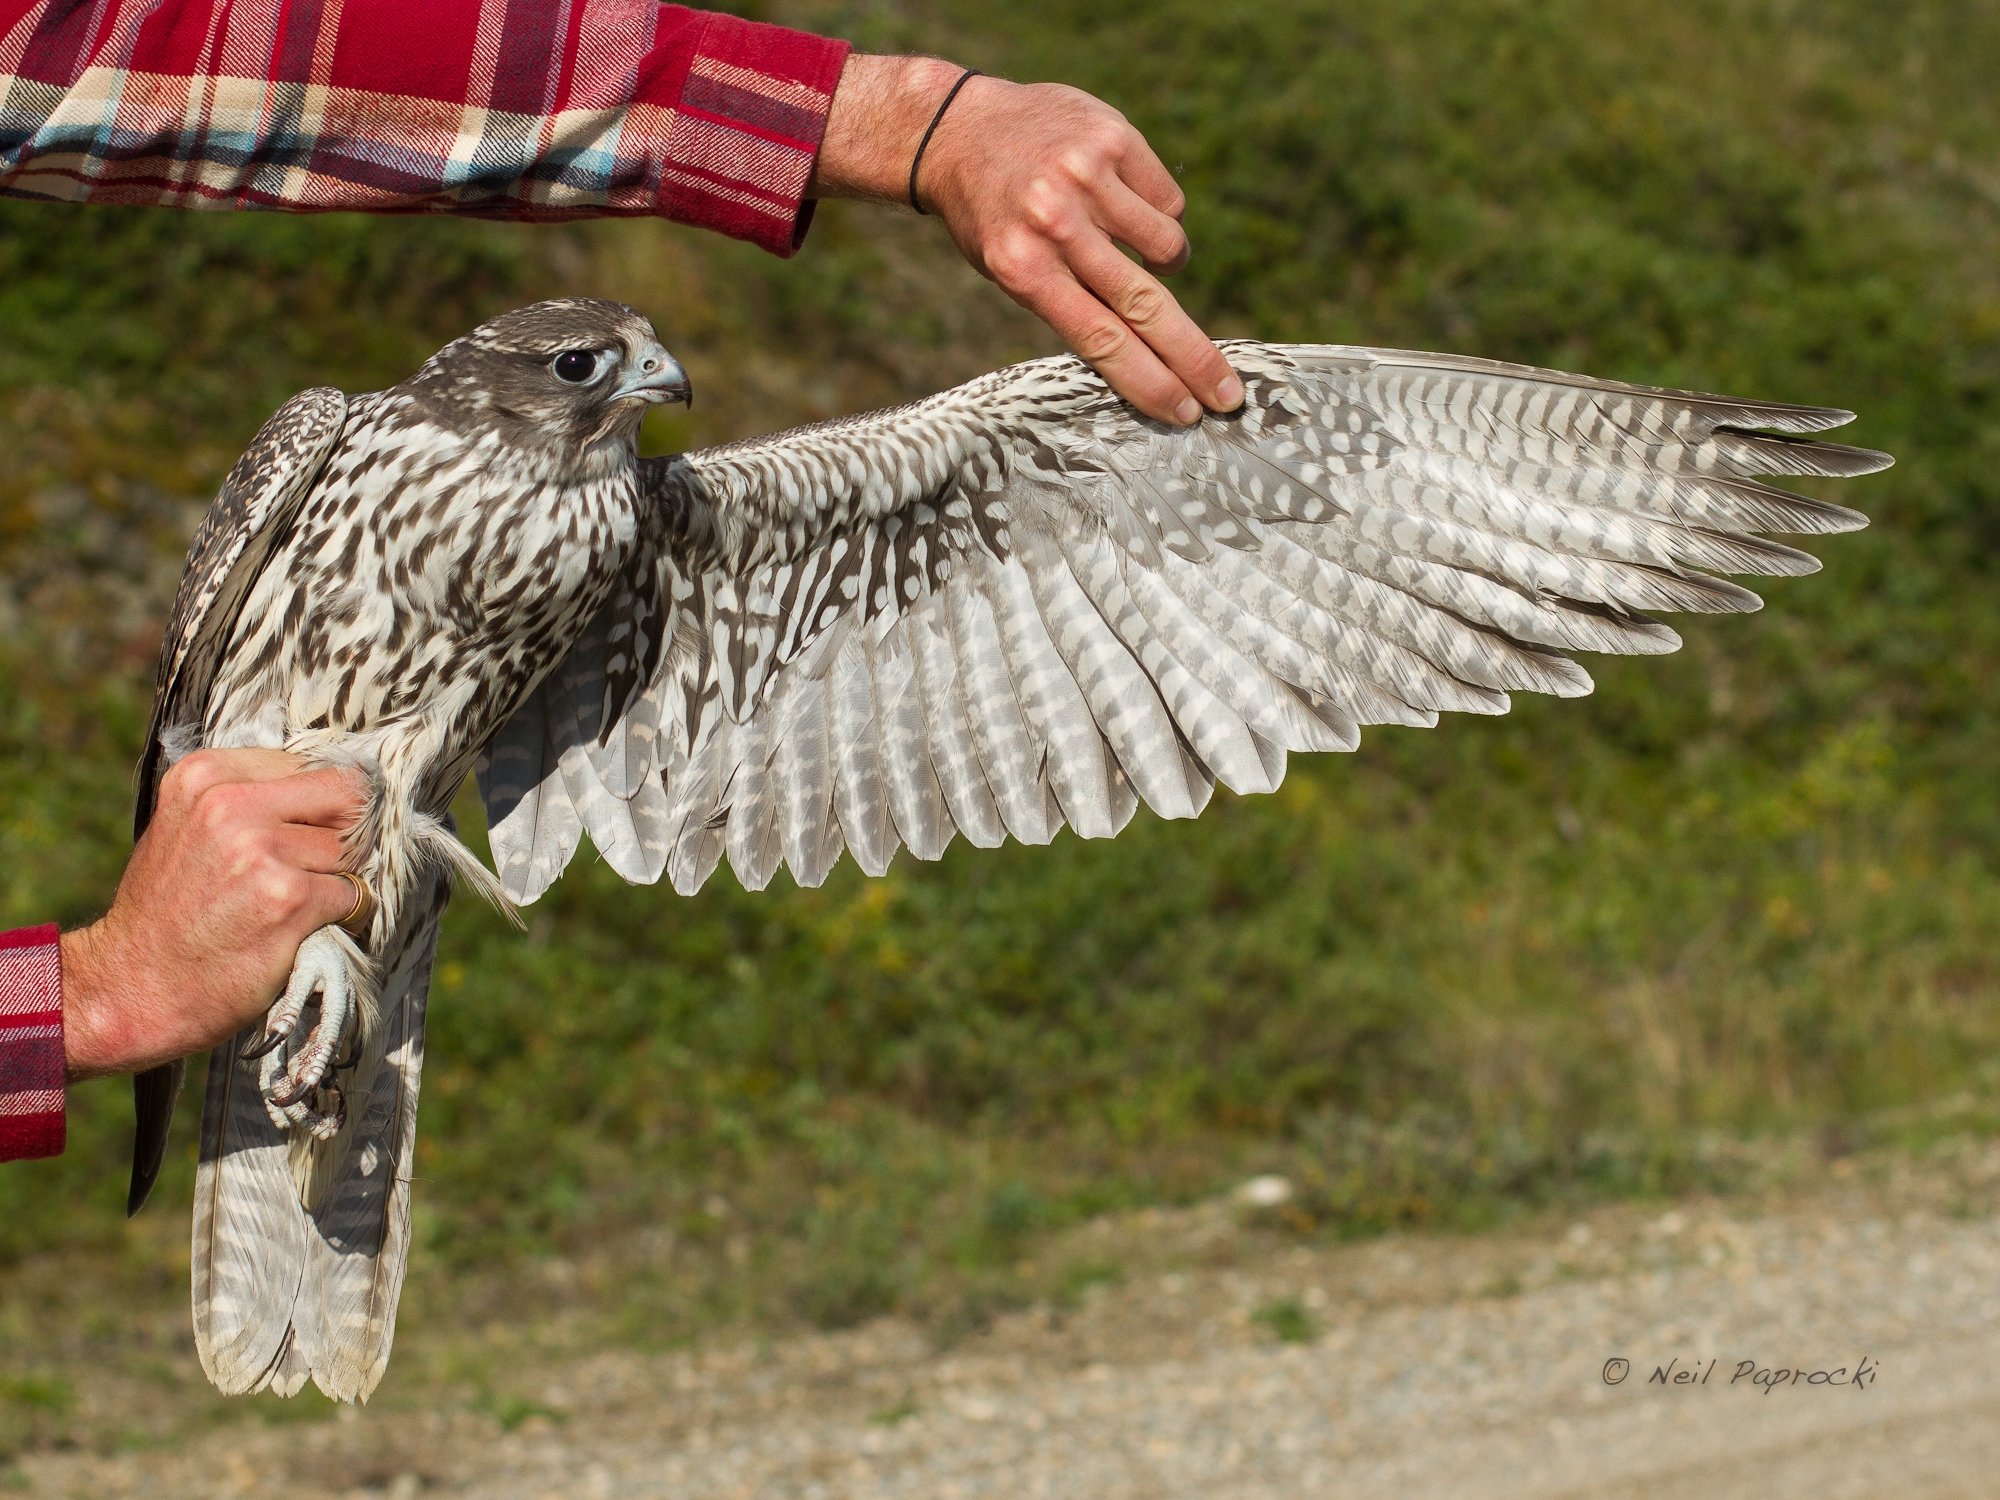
[137,386,348,833]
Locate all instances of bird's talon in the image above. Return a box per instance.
[239,1026,289,1061]
[311,1084,347,1137]
[257,927,362,1135]
[268,1073,308,1109]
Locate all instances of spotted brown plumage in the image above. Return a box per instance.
[147,302,1887,1402]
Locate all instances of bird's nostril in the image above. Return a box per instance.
[642,357,660,372]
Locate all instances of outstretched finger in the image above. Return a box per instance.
[1064,232,1239,414]
[1007,259,1196,424]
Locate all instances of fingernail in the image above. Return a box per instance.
[1216,373,1244,410]
[1175,396,1201,425]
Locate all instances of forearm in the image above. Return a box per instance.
[810,54,964,202]
[58,925,131,1082]
[0,909,269,1170]
[0,0,848,254]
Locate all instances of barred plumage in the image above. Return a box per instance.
[142,303,1889,1403]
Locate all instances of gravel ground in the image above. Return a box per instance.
[24,1147,2000,1499]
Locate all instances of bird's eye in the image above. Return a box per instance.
[552,349,600,384]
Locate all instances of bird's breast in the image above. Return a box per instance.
[210,428,641,758]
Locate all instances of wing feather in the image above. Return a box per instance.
[1066,531,1282,797]
[663,715,734,897]
[478,687,584,907]
[950,567,1059,845]
[870,617,955,862]
[906,595,1009,849]
[988,552,1127,840]
[723,712,784,891]
[1028,533,1207,821]
[771,665,840,888]
[827,632,898,876]
[138,387,349,831]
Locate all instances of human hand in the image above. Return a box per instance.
[61,749,368,1080]
[813,55,1241,427]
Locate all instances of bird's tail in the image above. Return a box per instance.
[191,914,440,1403]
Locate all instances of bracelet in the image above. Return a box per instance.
[908,68,982,215]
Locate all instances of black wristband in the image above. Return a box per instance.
[908,68,981,215]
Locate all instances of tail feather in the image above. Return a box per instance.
[294,927,435,1401]
[191,1035,307,1392]
[192,896,443,1403]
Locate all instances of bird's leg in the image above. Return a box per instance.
[256,927,367,1140]
[243,730,399,1138]
[252,723,440,1138]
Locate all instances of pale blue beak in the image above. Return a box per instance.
[614,344,692,407]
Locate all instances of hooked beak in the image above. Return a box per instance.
[613,344,693,408]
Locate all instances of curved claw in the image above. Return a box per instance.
[267,1068,312,1110]
[311,1082,347,1137]
[332,1030,363,1074]
[259,927,362,1136]
[238,1026,288,1061]
[241,965,319,1063]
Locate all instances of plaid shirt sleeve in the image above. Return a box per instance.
[0,925,64,1163]
[0,0,851,257]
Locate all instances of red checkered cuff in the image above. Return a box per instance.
[638,11,851,257]
[0,925,64,1162]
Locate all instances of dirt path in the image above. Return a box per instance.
[24,1147,2000,1499]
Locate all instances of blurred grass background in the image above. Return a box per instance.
[3,0,1998,1450]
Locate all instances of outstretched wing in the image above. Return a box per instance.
[480,341,1887,904]
[128,385,346,1218]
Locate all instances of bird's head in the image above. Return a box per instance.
[406,298,691,474]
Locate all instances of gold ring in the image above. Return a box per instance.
[336,871,376,934]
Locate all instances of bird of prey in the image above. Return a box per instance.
[134,297,1889,1401]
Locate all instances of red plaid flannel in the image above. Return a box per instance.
[0,926,64,1162]
[0,0,851,255]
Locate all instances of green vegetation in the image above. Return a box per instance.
[869,1394,920,1427]
[2,0,1997,1438]
[1251,1297,1320,1346]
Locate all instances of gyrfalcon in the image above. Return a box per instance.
[132,297,1890,1400]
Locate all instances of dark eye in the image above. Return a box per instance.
[552,349,599,384]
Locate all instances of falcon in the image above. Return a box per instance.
[134,297,1889,1401]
